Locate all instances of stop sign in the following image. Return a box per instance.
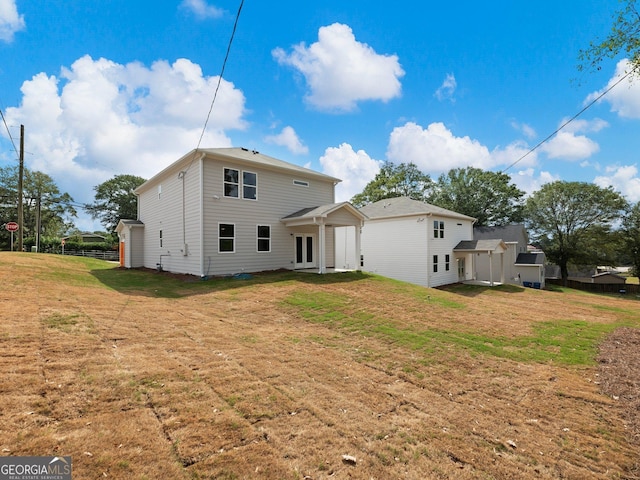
[5,222,19,232]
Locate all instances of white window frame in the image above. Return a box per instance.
[433,220,444,239]
[218,223,235,253]
[223,168,240,198]
[243,171,257,200]
[257,224,271,253]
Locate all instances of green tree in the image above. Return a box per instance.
[578,0,640,74]
[85,174,146,233]
[427,167,525,227]
[0,166,76,249]
[350,162,433,207]
[524,181,628,285]
[622,202,640,276]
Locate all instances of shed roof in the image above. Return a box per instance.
[515,252,545,265]
[359,196,476,222]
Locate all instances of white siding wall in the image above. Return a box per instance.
[334,226,357,270]
[130,227,145,268]
[201,159,335,276]
[138,165,202,274]
[429,216,474,287]
[362,214,474,288]
[361,216,429,286]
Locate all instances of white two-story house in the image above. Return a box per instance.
[116,148,365,278]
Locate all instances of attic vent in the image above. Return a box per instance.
[293,179,309,187]
[457,223,462,226]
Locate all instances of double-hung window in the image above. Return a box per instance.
[445,254,450,271]
[257,225,270,252]
[223,168,257,200]
[434,220,444,238]
[433,255,438,273]
[219,223,235,253]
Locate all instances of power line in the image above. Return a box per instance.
[0,107,19,159]
[502,65,639,173]
[196,0,245,150]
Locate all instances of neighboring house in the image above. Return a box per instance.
[473,224,530,285]
[359,197,478,287]
[590,272,627,285]
[62,232,107,243]
[116,148,365,278]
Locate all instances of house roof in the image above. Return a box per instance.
[474,224,527,243]
[359,196,476,222]
[135,147,341,194]
[515,252,545,265]
[281,202,366,226]
[592,271,626,280]
[454,239,507,252]
[115,219,144,234]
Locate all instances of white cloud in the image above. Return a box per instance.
[4,54,247,209]
[0,0,25,42]
[272,23,404,112]
[594,164,640,203]
[179,0,224,19]
[264,126,308,155]
[585,59,640,118]
[386,121,536,174]
[540,118,607,161]
[511,168,559,197]
[319,143,381,202]
[434,73,457,102]
[510,121,536,140]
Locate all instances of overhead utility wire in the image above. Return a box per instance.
[195,0,245,150]
[0,107,19,159]
[502,65,639,173]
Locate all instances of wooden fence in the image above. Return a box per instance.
[546,278,640,295]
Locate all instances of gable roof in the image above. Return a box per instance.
[515,252,545,265]
[359,196,476,222]
[454,239,507,253]
[281,202,366,226]
[135,147,340,194]
[474,224,528,243]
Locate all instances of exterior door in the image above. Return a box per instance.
[294,234,316,269]
[458,257,466,281]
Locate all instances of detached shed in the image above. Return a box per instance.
[591,272,627,284]
[515,252,546,289]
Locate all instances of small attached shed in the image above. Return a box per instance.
[116,219,145,268]
[515,252,546,289]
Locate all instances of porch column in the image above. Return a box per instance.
[318,223,326,274]
[355,224,362,271]
[489,251,494,286]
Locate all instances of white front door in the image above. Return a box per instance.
[294,234,316,269]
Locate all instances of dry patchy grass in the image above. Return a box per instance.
[1,252,639,479]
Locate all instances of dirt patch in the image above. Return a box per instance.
[0,253,639,479]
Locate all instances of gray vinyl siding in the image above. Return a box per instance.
[428,216,472,287]
[201,159,335,276]
[129,227,145,268]
[138,164,202,275]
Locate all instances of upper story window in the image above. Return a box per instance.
[224,168,239,198]
[434,220,444,238]
[243,171,257,200]
[224,168,257,200]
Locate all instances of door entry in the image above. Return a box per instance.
[295,234,316,269]
[457,258,466,281]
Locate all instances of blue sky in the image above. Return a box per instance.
[1,0,639,231]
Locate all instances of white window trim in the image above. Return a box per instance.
[218,222,236,253]
[242,170,258,201]
[257,224,271,253]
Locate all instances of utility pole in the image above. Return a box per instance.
[17,124,24,252]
